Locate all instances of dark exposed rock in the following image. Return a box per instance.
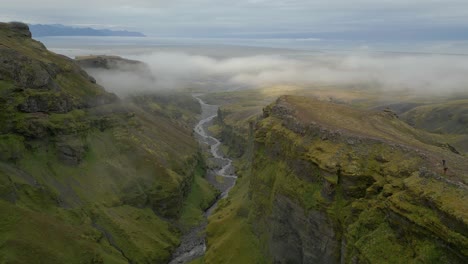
[14,115,50,138]
[91,116,118,131]
[75,55,155,87]
[269,97,296,117]
[18,93,76,113]
[75,55,144,70]
[269,195,340,264]
[88,75,97,84]
[341,173,376,198]
[0,48,66,93]
[5,22,32,38]
[382,108,399,118]
[374,154,389,163]
[169,224,206,264]
[440,143,461,155]
[56,140,87,166]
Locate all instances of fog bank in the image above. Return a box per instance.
[88,51,468,95]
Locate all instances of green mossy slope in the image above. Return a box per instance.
[0,22,215,263]
[401,99,468,135]
[204,92,467,263]
[202,94,268,264]
[249,95,467,263]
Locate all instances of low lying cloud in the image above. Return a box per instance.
[87,51,468,96]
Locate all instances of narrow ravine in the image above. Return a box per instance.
[92,222,133,264]
[168,95,238,264]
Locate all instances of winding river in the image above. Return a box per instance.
[169,96,238,264]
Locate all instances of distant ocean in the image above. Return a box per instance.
[38,36,468,58]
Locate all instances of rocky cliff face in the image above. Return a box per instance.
[0,23,116,106]
[203,91,467,264]
[75,55,144,70]
[0,22,212,263]
[269,194,340,264]
[249,95,467,263]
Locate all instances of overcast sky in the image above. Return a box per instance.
[2,0,468,40]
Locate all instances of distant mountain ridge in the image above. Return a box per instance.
[29,23,145,37]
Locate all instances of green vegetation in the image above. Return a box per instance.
[205,162,268,264]
[402,99,468,134]
[0,22,217,263]
[0,134,26,161]
[0,200,125,264]
[203,90,467,263]
[1,21,467,263]
[93,205,180,263]
[188,257,205,264]
[179,161,219,230]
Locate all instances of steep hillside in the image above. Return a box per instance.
[204,93,467,263]
[204,86,468,155]
[0,22,217,263]
[394,98,468,135]
[75,55,151,73]
[400,100,468,154]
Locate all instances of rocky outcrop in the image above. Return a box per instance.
[0,23,60,90]
[75,55,156,93]
[75,55,154,80]
[0,48,57,89]
[18,93,76,113]
[75,55,143,70]
[0,21,119,142]
[0,22,117,114]
[216,108,248,158]
[269,195,340,264]
[249,95,468,263]
[55,138,87,166]
[2,22,32,37]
